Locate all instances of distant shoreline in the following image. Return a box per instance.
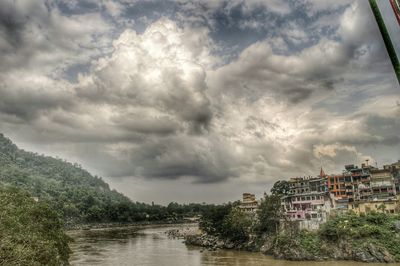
[65,220,197,231]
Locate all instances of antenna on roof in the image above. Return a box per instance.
[366,159,369,166]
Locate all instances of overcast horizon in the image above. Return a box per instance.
[1,0,400,204]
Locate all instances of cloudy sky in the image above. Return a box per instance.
[1,0,399,204]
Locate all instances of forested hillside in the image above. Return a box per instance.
[0,134,208,225]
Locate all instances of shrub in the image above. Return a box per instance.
[0,187,71,265]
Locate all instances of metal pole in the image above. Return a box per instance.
[389,0,400,26]
[369,0,400,84]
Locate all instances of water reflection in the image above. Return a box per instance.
[69,225,398,266]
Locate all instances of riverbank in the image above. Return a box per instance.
[188,201,400,263]
[183,232,397,263]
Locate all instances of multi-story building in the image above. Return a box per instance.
[384,160,400,193]
[266,160,400,232]
[239,193,259,213]
[369,168,396,199]
[280,162,400,227]
[281,171,335,229]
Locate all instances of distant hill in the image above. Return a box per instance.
[0,133,164,224]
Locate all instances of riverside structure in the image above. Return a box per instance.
[242,160,400,230]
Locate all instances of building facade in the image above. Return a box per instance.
[239,193,259,213]
[279,161,400,229]
[281,175,335,230]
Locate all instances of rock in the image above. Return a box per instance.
[351,243,395,263]
[260,238,274,254]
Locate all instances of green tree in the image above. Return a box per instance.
[256,194,282,235]
[271,180,290,196]
[221,207,253,243]
[0,187,71,265]
[199,203,235,235]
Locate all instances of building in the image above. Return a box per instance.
[348,198,398,214]
[281,174,335,230]
[278,161,400,229]
[239,193,259,213]
[369,168,396,200]
[384,160,400,193]
[384,160,400,172]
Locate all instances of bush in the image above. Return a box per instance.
[298,231,321,256]
[256,194,282,235]
[199,202,235,236]
[0,187,71,265]
[221,207,253,243]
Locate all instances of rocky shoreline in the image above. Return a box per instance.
[272,238,396,263]
[180,231,396,263]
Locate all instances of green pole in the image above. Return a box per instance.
[369,0,400,84]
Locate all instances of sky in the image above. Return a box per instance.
[0,0,399,204]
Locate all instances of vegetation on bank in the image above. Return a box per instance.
[323,212,400,260]
[274,212,400,262]
[0,187,71,265]
[199,194,282,245]
[0,133,215,226]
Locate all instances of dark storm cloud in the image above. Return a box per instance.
[0,0,26,47]
[111,114,181,136]
[362,114,400,146]
[0,84,73,121]
[284,88,313,104]
[0,0,111,75]
[123,135,239,183]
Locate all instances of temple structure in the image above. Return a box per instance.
[239,193,259,213]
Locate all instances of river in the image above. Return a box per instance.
[69,224,397,266]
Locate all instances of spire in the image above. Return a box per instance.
[319,167,326,178]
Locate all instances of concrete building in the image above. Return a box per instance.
[281,174,335,230]
[384,160,400,193]
[348,198,398,214]
[369,168,396,200]
[326,164,396,210]
[239,193,259,213]
[279,161,400,230]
